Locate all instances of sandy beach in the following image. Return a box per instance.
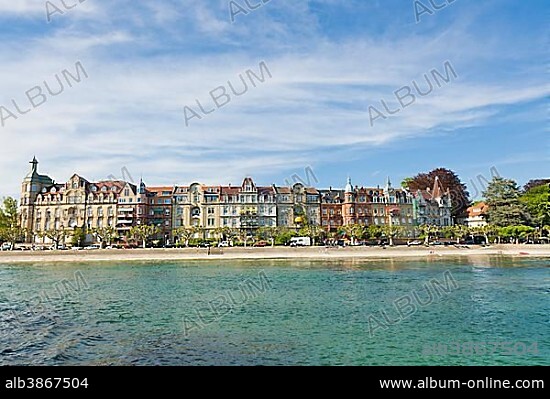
[0,245,549,263]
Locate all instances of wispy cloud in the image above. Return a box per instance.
[0,0,547,197]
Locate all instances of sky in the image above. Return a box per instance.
[0,0,548,199]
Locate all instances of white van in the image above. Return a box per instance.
[289,237,311,247]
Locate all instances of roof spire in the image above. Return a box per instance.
[345,176,353,193]
[29,156,38,174]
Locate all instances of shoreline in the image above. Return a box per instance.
[0,245,549,264]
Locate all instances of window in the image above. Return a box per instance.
[207,218,215,226]
[91,186,97,192]
[208,207,215,215]
[124,189,130,196]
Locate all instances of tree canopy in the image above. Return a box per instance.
[523,179,550,192]
[483,177,530,227]
[520,183,549,227]
[0,197,18,228]
[403,168,470,217]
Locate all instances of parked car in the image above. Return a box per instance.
[49,244,68,250]
[254,241,268,247]
[218,241,230,247]
[1,243,12,251]
[197,242,211,248]
[430,241,443,246]
[84,244,101,250]
[289,237,311,247]
[407,240,423,247]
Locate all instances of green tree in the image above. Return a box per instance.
[71,227,87,247]
[520,183,550,227]
[0,226,26,250]
[38,229,69,249]
[0,197,18,228]
[257,226,279,246]
[498,225,531,244]
[341,224,365,245]
[213,227,227,242]
[451,225,469,243]
[274,228,297,245]
[298,225,325,246]
[89,226,117,248]
[381,225,402,246]
[483,177,530,227]
[173,226,196,247]
[129,225,160,248]
[401,177,414,189]
[419,224,439,245]
[366,225,383,240]
[523,179,550,192]
[224,227,240,246]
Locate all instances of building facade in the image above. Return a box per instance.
[19,159,453,245]
[462,202,488,227]
[412,176,453,227]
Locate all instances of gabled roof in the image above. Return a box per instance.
[467,202,488,217]
[148,186,175,196]
[241,177,257,191]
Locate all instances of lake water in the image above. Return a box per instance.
[0,256,548,365]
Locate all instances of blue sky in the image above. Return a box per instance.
[0,0,548,199]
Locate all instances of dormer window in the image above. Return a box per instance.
[111,187,117,192]
[42,187,47,193]
[101,187,107,192]
[91,186,97,192]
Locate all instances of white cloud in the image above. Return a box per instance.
[0,1,547,197]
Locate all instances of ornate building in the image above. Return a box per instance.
[19,159,453,246]
[20,158,149,245]
[275,183,320,229]
[412,176,453,227]
[320,178,417,236]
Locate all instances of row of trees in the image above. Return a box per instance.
[485,177,549,228]
[0,197,24,250]
[402,169,549,229]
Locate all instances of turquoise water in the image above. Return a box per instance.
[0,256,548,365]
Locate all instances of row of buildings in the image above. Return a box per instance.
[19,158,454,245]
